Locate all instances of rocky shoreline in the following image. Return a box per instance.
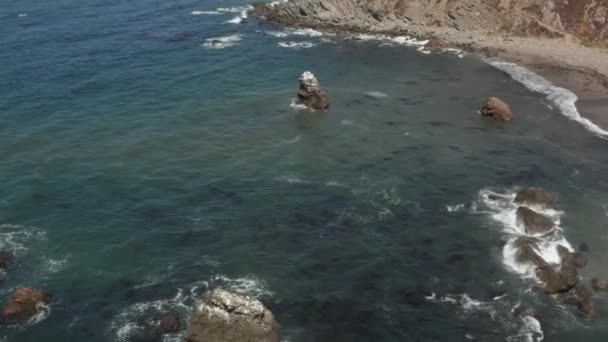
[253,0,608,131]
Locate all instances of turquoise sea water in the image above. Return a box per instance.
[2,0,608,341]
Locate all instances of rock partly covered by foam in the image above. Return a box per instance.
[516,207,553,235]
[515,188,558,209]
[513,238,548,267]
[297,71,330,111]
[2,287,53,322]
[480,97,513,122]
[186,289,279,342]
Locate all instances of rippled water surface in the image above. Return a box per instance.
[2,0,608,341]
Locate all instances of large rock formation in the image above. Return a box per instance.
[254,0,608,45]
[186,289,279,342]
[516,207,553,235]
[480,97,513,122]
[296,71,330,111]
[2,287,53,322]
[515,188,558,209]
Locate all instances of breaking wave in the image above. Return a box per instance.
[476,188,573,279]
[278,41,316,49]
[485,58,608,140]
[202,34,242,49]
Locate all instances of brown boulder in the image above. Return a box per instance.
[516,207,554,235]
[536,265,578,294]
[514,188,558,209]
[513,237,548,267]
[591,277,608,292]
[296,71,330,111]
[3,287,53,322]
[480,97,513,121]
[186,289,279,342]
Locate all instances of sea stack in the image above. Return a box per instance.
[480,97,513,121]
[186,289,279,342]
[297,71,330,111]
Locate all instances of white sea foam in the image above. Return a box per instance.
[289,98,308,110]
[278,41,316,49]
[365,91,388,99]
[290,28,324,37]
[477,188,574,279]
[191,10,220,15]
[202,34,242,49]
[44,256,69,273]
[508,315,544,342]
[351,33,428,48]
[217,6,251,13]
[111,288,194,342]
[209,275,273,298]
[485,58,608,139]
[18,13,28,18]
[446,204,465,213]
[226,9,248,24]
[0,224,47,256]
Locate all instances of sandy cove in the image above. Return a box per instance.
[253,0,608,133]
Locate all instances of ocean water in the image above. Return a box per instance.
[2,0,608,341]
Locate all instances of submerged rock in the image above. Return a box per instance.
[514,188,558,209]
[480,97,513,121]
[574,284,598,318]
[296,71,330,111]
[159,311,181,333]
[0,250,13,270]
[2,287,53,322]
[591,277,608,292]
[186,289,279,342]
[516,207,553,235]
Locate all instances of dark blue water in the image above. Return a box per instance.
[2,0,608,341]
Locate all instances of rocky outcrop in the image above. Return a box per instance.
[513,237,547,267]
[516,207,553,234]
[2,287,53,322]
[254,0,608,45]
[480,97,513,122]
[515,188,558,209]
[591,277,608,292]
[297,71,330,111]
[186,289,279,342]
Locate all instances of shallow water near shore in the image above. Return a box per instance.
[2,0,608,341]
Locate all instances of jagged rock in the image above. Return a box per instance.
[296,71,330,111]
[513,237,548,267]
[516,207,553,235]
[591,277,608,292]
[515,188,558,209]
[254,1,608,45]
[480,97,513,121]
[2,287,54,322]
[186,289,279,342]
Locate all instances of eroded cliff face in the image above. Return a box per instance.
[255,0,608,45]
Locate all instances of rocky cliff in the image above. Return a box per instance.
[255,0,608,45]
